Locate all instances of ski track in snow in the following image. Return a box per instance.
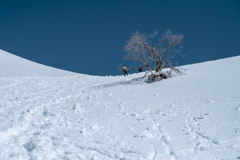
[1,75,240,160]
[0,76,152,160]
[1,56,240,159]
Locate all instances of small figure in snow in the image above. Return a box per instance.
[122,67,129,76]
[138,65,144,72]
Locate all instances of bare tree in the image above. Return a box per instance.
[124,29,184,81]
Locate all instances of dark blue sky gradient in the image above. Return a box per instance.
[0,0,239,76]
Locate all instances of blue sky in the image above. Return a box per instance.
[0,0,239,76]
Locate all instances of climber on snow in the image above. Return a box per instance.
[138,65,144,72]
[122,67,129,77]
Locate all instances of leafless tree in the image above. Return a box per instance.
[124,29,184,81]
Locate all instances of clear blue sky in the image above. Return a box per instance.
[0,0,239,76]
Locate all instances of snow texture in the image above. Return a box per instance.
[0,49,240,160]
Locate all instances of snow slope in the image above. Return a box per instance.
[0,50,240,160]
[0,49,77,77]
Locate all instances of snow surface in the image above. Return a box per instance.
[0,49,77,77]
[0,49,240,160]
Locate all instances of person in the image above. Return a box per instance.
[122,67,128,76]
[138,65,144,72]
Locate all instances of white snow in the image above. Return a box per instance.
[0,49,240,160]
[0,49,77,77]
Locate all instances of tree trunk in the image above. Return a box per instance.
[155,59,162,73]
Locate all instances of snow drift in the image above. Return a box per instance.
[0,49,240,160]
[0,49,77,77]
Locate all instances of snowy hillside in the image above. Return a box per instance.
[0,49,77,77]
[0,50,240,160]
